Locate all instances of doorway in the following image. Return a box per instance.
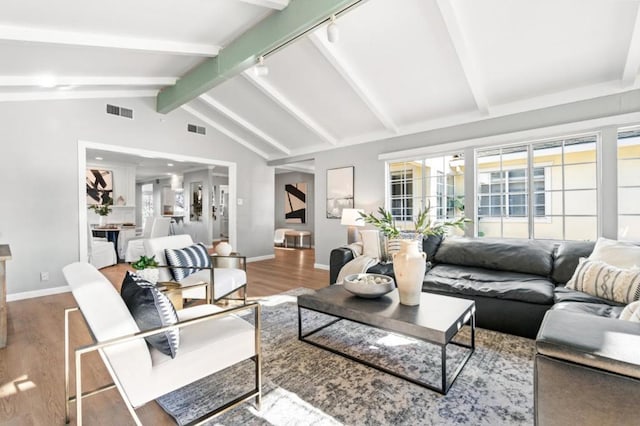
[78,140,237,263]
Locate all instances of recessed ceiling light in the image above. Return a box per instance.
[167,163,174,167]
[95,157,103,160]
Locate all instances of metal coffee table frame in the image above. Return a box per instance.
[298,291,475,395]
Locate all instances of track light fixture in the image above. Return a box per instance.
[254,56,269,77]
[327,15,339,43]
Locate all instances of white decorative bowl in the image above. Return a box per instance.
[343,273,395,298]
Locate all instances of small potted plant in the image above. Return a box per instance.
[88,201,113,227]
[131,255,160,283]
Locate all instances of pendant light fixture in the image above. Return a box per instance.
[327,15,339,43]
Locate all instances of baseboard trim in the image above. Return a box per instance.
[247,254,275,263]
[8,285,71,302]
[314,263,330,270]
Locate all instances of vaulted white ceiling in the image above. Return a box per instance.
[1,0,639,161]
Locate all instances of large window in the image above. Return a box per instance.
[476,135,598,240]
[618,127,640,241]
[388,154,464,226]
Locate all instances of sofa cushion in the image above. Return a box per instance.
[423,264,555,304]
[551,241,595,284]
[165,242,211,281]
[536,310,640,380]
[121,272,180,358]
[554,286,624,306]
[589,237,640,269]
[434,237,555,277]
[551,301,624,319]
[422,234,443,261]
[566,258,640,304]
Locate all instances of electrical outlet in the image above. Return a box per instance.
[40,272,49,281]
[237,198,243,205]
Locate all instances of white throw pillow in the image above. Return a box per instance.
[620,301,640,322]
[359,229,381,259]
[588,237,640,269]
[566,258,640,304]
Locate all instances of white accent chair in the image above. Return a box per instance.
[62,262,261,425]
[274,228,294,247]
[144,235,248,303]
[125,217,171,263]
[88,227,117,269]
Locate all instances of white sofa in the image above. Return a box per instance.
[62,262,261,425]
[144,234,247,302]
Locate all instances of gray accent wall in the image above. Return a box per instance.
[0,97,274,295]
[274,172,314,244]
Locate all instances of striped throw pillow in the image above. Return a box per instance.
[165,243,211,281]
[566,258,640,304]
[121,272,180,358]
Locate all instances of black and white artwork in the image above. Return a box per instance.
[327,166,354,219]
[86,169,113,205]
[285,182,307,224]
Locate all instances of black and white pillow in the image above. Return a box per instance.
[165,243,211,281]
[121,272,180,358]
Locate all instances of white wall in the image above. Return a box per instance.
[0,97,274,295]
[274,171,315,243]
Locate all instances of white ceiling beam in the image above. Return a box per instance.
[0,89,157,102]
[622,4,640,88]
[181,104,270,159]
[0,76,178,87]
[199,94,291,155]
[242,71,338,145]
[0,25,220,57]
[308,32,398,133]
[436,0,490,115]
[235,0,289,10]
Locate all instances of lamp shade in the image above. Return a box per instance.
[341,208,364,226]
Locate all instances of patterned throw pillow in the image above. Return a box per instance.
[566,258,640,304]
[121,272,180,358]
[620,300,640,322]
[164,243,211,281]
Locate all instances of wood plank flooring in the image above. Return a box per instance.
[0,247,328,425]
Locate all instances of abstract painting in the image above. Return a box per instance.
[285,182,307,224]
[327,166,354,219]
[86,169,113,205]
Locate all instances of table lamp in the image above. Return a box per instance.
[341,208,364,244]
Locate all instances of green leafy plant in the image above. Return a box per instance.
[131,255,159,270]
[88,201,113,216]
[360,203,471,238]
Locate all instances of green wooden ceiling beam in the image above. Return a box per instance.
[157,0,365,114]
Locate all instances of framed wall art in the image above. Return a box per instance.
[86,169,113,205]
[285,182,307,224]
[326,166,354,219]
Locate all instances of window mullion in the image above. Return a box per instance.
[527,144,534,239]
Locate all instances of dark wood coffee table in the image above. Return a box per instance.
[297,286,475,394]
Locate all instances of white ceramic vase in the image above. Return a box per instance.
[98,215,107,227]
[215,241,232,256]
[393,239,426,306]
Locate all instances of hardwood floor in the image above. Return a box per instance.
[0,247,328,425]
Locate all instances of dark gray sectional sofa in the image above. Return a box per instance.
[330,236,615,338]
[330,236,640,424]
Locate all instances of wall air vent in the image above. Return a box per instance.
[106,104,133,119]
[187,124,206,135]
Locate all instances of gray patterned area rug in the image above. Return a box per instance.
[156,289,535,425]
